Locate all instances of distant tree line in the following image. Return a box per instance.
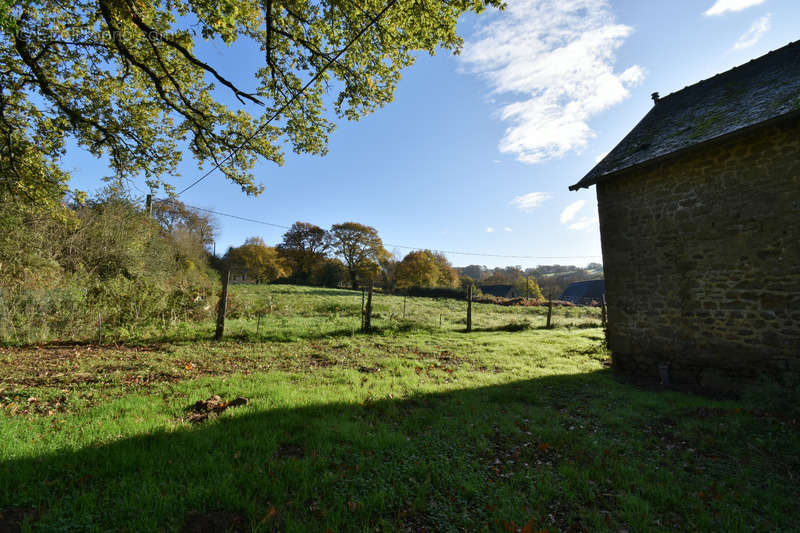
[222,221,463,293]
[221,222,603,300]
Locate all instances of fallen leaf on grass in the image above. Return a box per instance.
[186,395,249,424]
[262,506,278,522]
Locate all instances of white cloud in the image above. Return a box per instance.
[568,216,599,231]
[461,0,644,164]
[704,0,766,16]
[486,227,494,233]
[733,14,771,49]
[560,200,585,224]
[509,192,552,211]
[504,227,513,232]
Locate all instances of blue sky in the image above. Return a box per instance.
[66,0,800,269]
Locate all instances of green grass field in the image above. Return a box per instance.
[1,285,798,532]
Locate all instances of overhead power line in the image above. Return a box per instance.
[164,202,291,230]
[382,244,602,260]
[176,0,400,197]
[168,200,602,260]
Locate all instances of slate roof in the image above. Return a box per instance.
[570,40,800,191]
[559,280,605,303]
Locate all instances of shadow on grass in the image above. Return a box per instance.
[6,321,454,348]
[467,323,533,333]
[226,322,445,343]
[3,371,798,532]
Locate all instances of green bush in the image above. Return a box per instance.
[0,191,217,344]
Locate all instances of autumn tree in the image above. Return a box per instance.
[431,252,459,288]
[514,276,543,300]
[152,199,216,250]
[1,0,501,213]
[329,222,387,289]
[396,250,437,288]
[396,250,459,289]
[225,237,288,283]
[151,199,218,273]
[276,221,330,283]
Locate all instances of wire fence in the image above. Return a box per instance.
[0,282,605,345]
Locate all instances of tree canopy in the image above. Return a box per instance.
[513,276,542,300]
[1,0,501,211]
[225,236,288,283]
[330,221,387,288]
[276,221,331,283]
[396,249,458,289]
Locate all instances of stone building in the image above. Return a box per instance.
[570,41,800,386]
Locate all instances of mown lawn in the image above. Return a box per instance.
[0,285,797,532]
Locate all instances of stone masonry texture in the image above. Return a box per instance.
[596,118,800,388]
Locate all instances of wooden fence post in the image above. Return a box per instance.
[362,283,373,333]
[361,288,366,330]
[215,269,230,340]
[466,285,473,333]
[546,292,553,329]
[601,294,607,327]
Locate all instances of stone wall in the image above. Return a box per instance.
[596,117,800,387]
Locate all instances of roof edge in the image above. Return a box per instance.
[569,108,800,191]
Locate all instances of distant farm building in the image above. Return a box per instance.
[479,284,521,299]
[570,41,800,386]
[559,280,605,305]
[230,271,256,284]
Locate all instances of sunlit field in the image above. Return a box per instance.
[1,285,797,532]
